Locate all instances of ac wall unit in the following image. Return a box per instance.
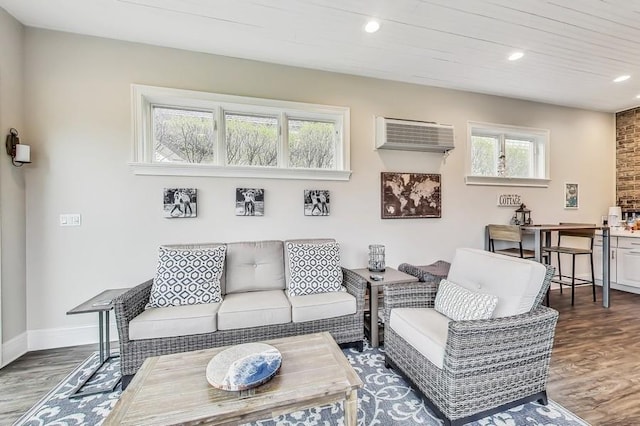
[375,116,455,153]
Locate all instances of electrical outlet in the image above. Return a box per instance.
[60,214,81,227]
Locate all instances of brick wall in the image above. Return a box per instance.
[616,107,640,212]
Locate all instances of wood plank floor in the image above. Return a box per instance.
[547,285,640,425]
[0,286,638,425]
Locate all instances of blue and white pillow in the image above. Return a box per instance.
[147,245,226,308]
[434,279,498,321]
[286,242,343,296]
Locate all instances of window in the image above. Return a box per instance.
[131,85,351,180]
[466,121,550,187]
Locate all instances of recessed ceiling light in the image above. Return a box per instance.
[636,94,640,99]
[364,20,380,33]
[508,52,524,61]
[613,75,630,83]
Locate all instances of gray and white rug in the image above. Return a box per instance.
[14,343,589,426]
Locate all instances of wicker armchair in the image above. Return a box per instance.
[384,248,558,426]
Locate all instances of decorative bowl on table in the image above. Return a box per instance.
[206,342,282,391]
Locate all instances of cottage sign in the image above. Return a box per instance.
[497,194,521,207]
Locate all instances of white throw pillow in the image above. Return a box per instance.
[286,242,342,296]
[147,245,226,308]
[434,278,498,321]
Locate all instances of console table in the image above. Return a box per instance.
[351,267,418,348]
[66,288,129,397]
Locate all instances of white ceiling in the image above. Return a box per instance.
[2,0,640,112]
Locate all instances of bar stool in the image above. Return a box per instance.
[543,224,596,306]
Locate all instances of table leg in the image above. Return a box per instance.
[603,227,610,308]
[534,229,542,262]
[105,310,110,359]
[370,285,380,348]
[344,389,358,426]
[68,310,120,398]
[484,225,490,251]
[98,311,105,363]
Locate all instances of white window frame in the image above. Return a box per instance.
[465,121,550,187]
[130,84,351,180]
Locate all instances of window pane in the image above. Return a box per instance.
[288,119,335,169]
[505,139,533,177]
[153,107,215,164]
[470,135,498,176]
[225,113,278,166]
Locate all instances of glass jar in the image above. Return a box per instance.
[368,244,386,272]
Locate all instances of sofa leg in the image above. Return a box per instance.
[338,340,364,352]
[121,374,134,391]
[537,391,549,405]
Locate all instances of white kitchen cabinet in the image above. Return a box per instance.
[594,235,640,294]
[593,236,616,284]
[616,237,640,289]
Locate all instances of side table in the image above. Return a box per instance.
[66,288,129,397]
[351,268,419,348]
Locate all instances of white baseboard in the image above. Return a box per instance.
[27,322,119,351]
[2,332,28,367]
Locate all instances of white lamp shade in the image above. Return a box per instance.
[15,144,31,163]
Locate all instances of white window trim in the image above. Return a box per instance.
[465,121,550,187]
[130,84,351,180]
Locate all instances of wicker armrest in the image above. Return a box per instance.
[445,306,559,369]
[342,267,367,316]
[398,261,450,284]
[113,279,153,343]
[383,281,437,322]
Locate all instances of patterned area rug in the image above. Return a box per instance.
[14,343,590,426]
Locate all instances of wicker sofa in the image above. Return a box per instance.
[384,248,558,426]
[113,239,366,389]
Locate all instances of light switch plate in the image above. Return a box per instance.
[60,214,81,227]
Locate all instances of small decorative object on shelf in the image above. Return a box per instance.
[514,203,532,225]
[368,244,386,272]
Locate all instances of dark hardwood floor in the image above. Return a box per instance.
[0,286,638,425]
[547,285,640,425]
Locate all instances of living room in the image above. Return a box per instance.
[0,1,634,425]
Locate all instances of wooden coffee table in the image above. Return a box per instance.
[104,332,362,425]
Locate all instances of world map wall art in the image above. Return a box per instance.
[381,172,441,219]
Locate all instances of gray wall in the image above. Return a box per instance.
[0,8,26,361]
[13,27,616,350]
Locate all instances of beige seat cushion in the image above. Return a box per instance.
[389,308,451,369]
[218,290,291,330]
[288,290,356,323]
[129,303,221,340]
[447,248,547,317]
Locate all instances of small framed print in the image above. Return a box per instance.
[564,183,579,209]
[304,190,330,216]
[236,188,264,216]
[163,188,197,218]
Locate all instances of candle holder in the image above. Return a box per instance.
[368,244,386,272]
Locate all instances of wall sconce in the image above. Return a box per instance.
[6,128,31,167]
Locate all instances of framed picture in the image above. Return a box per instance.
[236,188,264,216]
[564,183,579,209]
[381,172,441,219]
[304,190,330,216]
[163,188,197,218]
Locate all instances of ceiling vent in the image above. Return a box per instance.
[375,117,455,153]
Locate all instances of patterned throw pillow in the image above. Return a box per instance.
[286,242,342,296]
[434,279,498,321]
[146,245,226,308]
